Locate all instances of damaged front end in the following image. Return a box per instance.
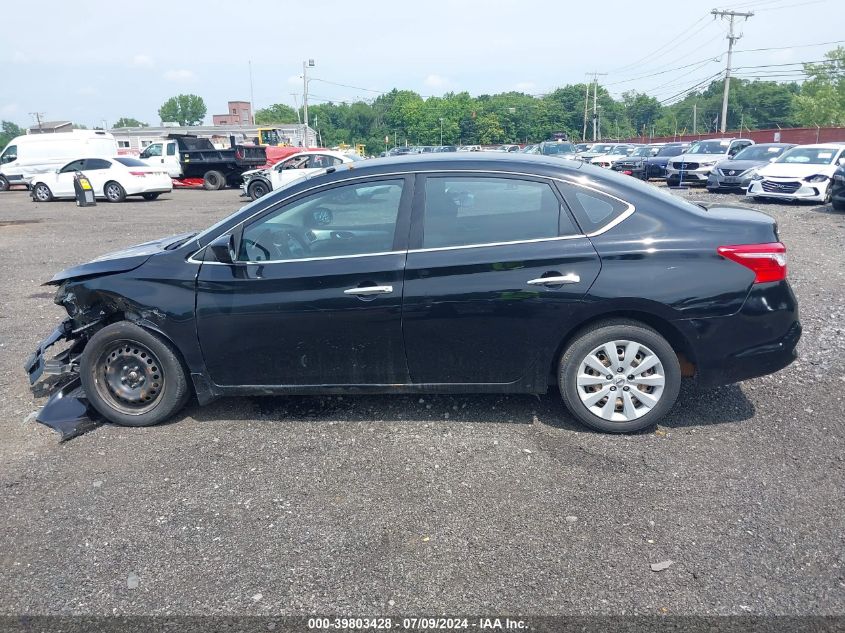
[24,283,114,440]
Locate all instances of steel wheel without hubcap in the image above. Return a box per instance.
[576,339,666,422]
[93,340,165,415]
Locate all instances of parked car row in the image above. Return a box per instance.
[599,137,845,206]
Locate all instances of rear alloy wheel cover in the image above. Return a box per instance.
[575,340,666,422]
[106,183,122,201]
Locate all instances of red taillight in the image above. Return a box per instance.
[129,171,147,177]
[717,242,787,283]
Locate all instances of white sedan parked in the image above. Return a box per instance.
[30,157,172,203]
[746,143,845,203]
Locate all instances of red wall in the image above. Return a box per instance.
[622,126,845,145]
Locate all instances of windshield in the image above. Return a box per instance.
[610,146,632,155]
[732,145,787,161]
[541,142,576,155]
[589,144,614,153]
[193,174,310,245]
[630,147,656,157]
[688,140,731,155]
[657,145,687,157]
[776,146,841,165]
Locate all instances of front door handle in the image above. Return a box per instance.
[343,285,393,296]
[526,273,581,286]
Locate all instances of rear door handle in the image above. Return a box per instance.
[343,285,393,296]
[526,274,581,286]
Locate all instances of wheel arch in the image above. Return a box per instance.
[548,308,698,384]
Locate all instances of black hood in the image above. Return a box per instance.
[47,232,196,285]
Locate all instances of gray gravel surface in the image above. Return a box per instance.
[0,186,843,616]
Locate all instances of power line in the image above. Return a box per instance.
[734,38,845,53]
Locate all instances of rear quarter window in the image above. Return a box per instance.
[556,182,632,235]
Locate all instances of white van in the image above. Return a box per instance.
[0,130,119,191]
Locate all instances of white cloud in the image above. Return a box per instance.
[163,69,196,82]
[132,54,155,68]
[424,74,449,89]
[514,81,536,93]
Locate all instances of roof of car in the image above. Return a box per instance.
[331,151,587,176]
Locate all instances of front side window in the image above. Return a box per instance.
[1,145,17,164]
[59,159,86,173]
[239,179,404,262]
[422,176,574,249]
[142,143,162,158]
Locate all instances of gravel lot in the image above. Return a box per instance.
[0,184,843,617]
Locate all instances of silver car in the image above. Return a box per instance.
[706,143,796,191]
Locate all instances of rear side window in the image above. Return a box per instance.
[422,176,577,248]
[166,143,176,156]
[556,182,631,235]
[84,159,112,170]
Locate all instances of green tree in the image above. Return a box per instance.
[254,104,299,125]
[158,94,207,126]
[113,117,147,128]
[0,121,23,148]
[793,46,845,126]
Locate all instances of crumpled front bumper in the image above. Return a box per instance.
[25,319,101,441]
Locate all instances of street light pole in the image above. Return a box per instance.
[302,59,315,147]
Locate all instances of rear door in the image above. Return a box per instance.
[81,158,114,195]
[402,173,601,386]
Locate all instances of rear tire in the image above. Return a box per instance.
[32,183,53,202]
[833,198,845,212]
[203,170,226,190]
[104,181,126,203]
[142,192,161,201]
[80,322,190,427]
[558,319,681,433]
[0,175,9,192]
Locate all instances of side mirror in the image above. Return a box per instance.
[838,157,845,166]
[206,234,236,264]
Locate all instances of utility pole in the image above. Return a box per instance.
[586,72,607,142]
[712,8,753,133]
[248,60,255,124]
[582,76,590,142]
[302,59,315,146]
[693,103,697,136]
[29,112,45,131]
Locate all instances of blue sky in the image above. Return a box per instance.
[2,0,843,128]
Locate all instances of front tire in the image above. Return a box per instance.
[32,183,53,202]
[0,175,9,192]
[833,197,845,212]
[80,322,190,427]
[247,179,270,200]
[104,181,126,202]
[558,320,681,433]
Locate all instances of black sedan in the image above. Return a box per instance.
[830,163,845,211]
[26,154,800,434]
[707,143,796,192]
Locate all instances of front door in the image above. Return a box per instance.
[402,173,601,385]
[196,176,413,387]
[52,159,87,197]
